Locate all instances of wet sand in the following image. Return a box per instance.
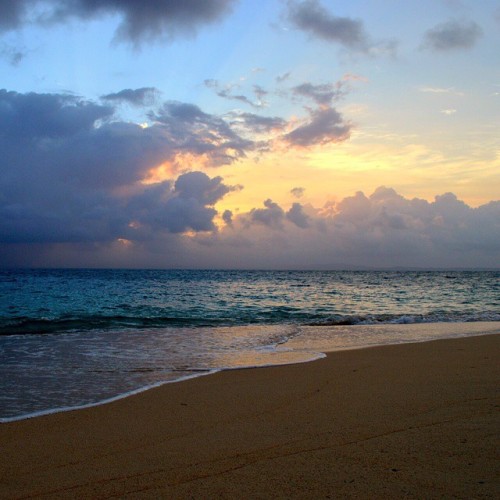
[1,332,499,499]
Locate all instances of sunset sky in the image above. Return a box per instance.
[1,0,499,269]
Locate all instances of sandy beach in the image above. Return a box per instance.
[1,332,499,499]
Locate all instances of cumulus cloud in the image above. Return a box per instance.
[248,199,286,229]
[2,89,498,269]
[286,203,310,228]
[214,186,500,269]
[284,106,351,147]
[286,0,397,56]
[136,172,233,233]
[0,0,236,45]
[0,90,243,245]
[421,19,483,51]
[101,87,159,106]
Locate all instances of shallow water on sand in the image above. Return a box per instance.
[1,269,499,421]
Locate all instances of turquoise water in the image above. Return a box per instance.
[0,269,499,420]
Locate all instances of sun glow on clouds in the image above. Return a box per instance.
[0,0,499,268]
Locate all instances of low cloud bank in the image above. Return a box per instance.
[0,89,498,269]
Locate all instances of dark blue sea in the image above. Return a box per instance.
[1,269,499,421]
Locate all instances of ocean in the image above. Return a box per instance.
[1,269,499,422]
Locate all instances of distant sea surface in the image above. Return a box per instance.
[1,269,499,421]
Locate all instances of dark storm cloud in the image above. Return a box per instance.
[292,82,346,105]
[284,107,351,147]
[101,87,159,106]
[0,0,236,44]
[422,19,483,51]
[0,90,241,244]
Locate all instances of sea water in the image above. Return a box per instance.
[1,269,499,421]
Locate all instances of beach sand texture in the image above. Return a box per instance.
[1,333,499,499]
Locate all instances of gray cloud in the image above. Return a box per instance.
[101,87,159,106]
[204,79,265,109]
[292,81,346,105]
[228,111,287,134]
[249,199,285,229]
[217,187,500,270]
[0,42,26,65]
[0,0,28,31]
[0,90,242,245]
[276,72,291,84]
[222,209,233,225]
[149,100,254,165]
[284,106,351,147]
[422,19,483,51]
[290,187,305,198]
[286,203,309,228]
[132,172,233,234]
[286,0,397,56]
[0,0,236,45]
[287,0,367,48]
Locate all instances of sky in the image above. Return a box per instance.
[0,0,499,269]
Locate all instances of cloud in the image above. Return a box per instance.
[149,100,254,165]
[292,81,346,105]
[247,199,286,229]
[0,0,28,31]
[204,79,265,109]
[0,0,236,45]
[284,106,351,147]
[101,87,159,106]
[286,202,310,228]
[0,42,26,65]
[421,19,483,51]
[286,0,397,56]
[222,209,233,225]
[287,0,367,49]
[2,90,498,269]
[418,86,464,96]
[228,111,287,134]
[290,187,305,198]
[133,172,234,233]
[276,72,291,84]
[213,187,500,269]
[0,90,243,245]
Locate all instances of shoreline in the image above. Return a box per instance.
[2,321,499,424]
[1,331,499,498]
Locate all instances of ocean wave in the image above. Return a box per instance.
[306,311,500,326]
[1,310,499,336]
